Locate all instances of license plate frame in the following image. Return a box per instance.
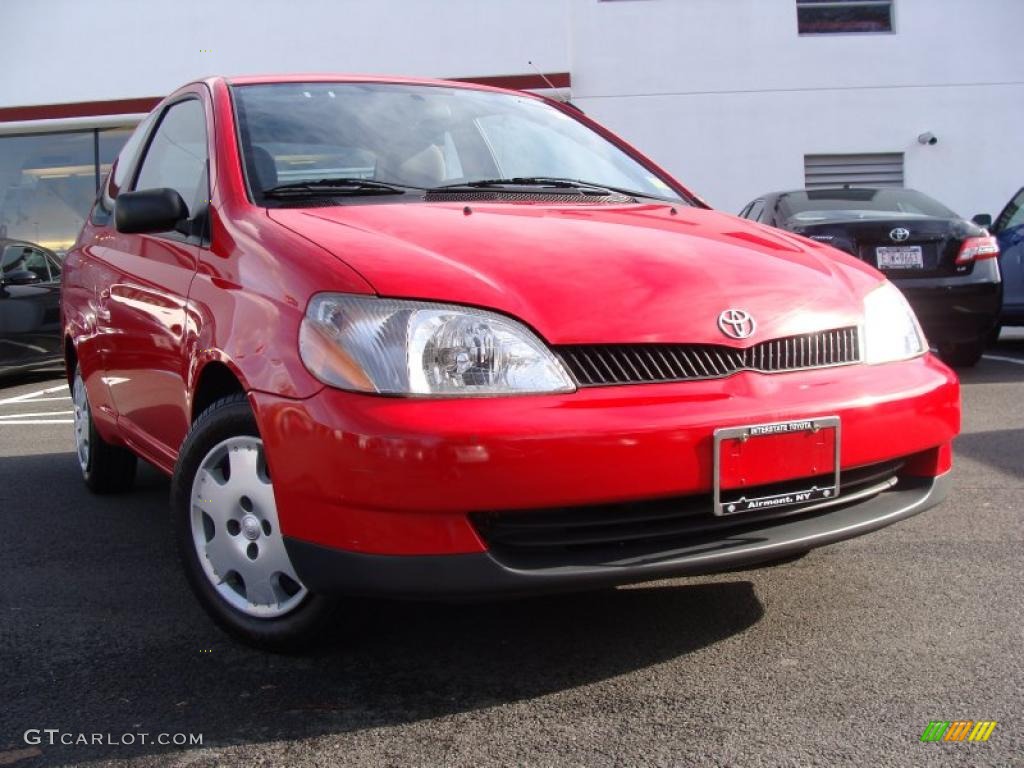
[712,416,841,517]
[876,245,923,270]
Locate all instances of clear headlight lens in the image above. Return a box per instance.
[299,294,576,396]
[862,281,927,364]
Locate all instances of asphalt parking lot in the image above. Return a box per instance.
[1,336,1022,768]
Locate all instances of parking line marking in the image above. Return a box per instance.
[0,385,68,405]
[0,420,73,425]
[983,354,1024,366]
[0,411,73,418]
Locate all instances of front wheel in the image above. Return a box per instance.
[937,339,986,368]
[171,393,336,650]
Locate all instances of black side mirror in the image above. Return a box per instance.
[115,188,189,234]
[971,213,992,228]
[1,269,41,286]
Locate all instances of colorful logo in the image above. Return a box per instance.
[920,720,997,742]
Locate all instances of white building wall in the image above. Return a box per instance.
[569,0,1024,216]
[0,0,1020,217]
[0,0,569,105]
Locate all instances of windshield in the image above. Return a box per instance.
[231,82,683,203]
[778,188,957,223]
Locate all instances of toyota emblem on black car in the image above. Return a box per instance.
[889,227,911,242]
[718,309,756,339]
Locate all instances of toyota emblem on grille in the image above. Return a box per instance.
[889,227,911,242]
[718,309,756,339]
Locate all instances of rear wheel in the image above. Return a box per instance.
[72,365,137,493]
[172,394,336,650]
[937,339,985,368]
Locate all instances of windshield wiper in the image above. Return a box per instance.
[430,177,615,195]
[262,178,418,199]
[428,176,683,202]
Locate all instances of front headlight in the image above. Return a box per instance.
[299,294,576,396]
[862,281,926,364]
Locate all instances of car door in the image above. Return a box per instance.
[993,187,1024,317]
[0,243,62,370]
[95,94,209,464]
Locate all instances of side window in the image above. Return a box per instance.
[1,245,52,282]
[99,111,158,214]
[134,99,209,214]
[748,200,766,222]
[739,202,753,219]
[45,252,62,280]
[995,189,1024,233]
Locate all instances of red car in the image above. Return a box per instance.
[63,75,960,648]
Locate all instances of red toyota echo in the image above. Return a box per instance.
[62,75,960,648]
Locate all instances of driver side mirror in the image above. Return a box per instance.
[0,269,42,286]
[115,188,189,235]
[971,213,993,229]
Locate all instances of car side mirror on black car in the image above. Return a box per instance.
[115,188,189,235]
[0,268,42,286]
[971,213,993,229]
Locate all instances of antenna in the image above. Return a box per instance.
[528,60,568,102]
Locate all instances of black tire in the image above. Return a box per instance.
[72,364,137,494]
[937,339,985,368]
[171,393,337,651]
[986,323,1003,347]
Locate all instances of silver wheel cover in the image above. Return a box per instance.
[190,436,308,618]
[72,369,90,472]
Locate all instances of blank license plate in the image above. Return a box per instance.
[713,417,840,516]
[876,245,923,269]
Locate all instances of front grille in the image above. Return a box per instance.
[471,459,903,569]
[556,326,860,387]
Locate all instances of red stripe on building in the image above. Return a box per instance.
[454,72,571,90]
[0,97,162,123]
[0,72,571,124]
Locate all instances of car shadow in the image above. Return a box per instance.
[953,427,1024,482]
[0,366,66,389]
[953,347,1024,384]
[0,452,764,766]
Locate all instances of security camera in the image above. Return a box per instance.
[917,132,938,146]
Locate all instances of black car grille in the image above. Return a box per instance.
[556,326,860,387]
[471,459,904,569]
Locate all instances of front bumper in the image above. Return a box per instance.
[252,353,958,579]
[283,472,950,598]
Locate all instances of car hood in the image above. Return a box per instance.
[268,202,880,345]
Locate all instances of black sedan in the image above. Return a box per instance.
[739,187,1001,367]
[0,239,64,377]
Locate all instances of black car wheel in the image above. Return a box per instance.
[171,393,337,651]
[72,364,137,493]
[938,339,986,368]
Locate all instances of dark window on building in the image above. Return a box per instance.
[797,0,893,34]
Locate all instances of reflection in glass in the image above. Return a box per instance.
[0,126,134,255]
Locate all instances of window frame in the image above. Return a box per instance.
[125,93,212,246]
[796,0,896,36]
[994,188,1024,234]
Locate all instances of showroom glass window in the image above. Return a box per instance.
[0,127,133,255]
[134,99,208,213]
[797,0,894,34]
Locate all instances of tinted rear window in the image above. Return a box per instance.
[777,188,957,223]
